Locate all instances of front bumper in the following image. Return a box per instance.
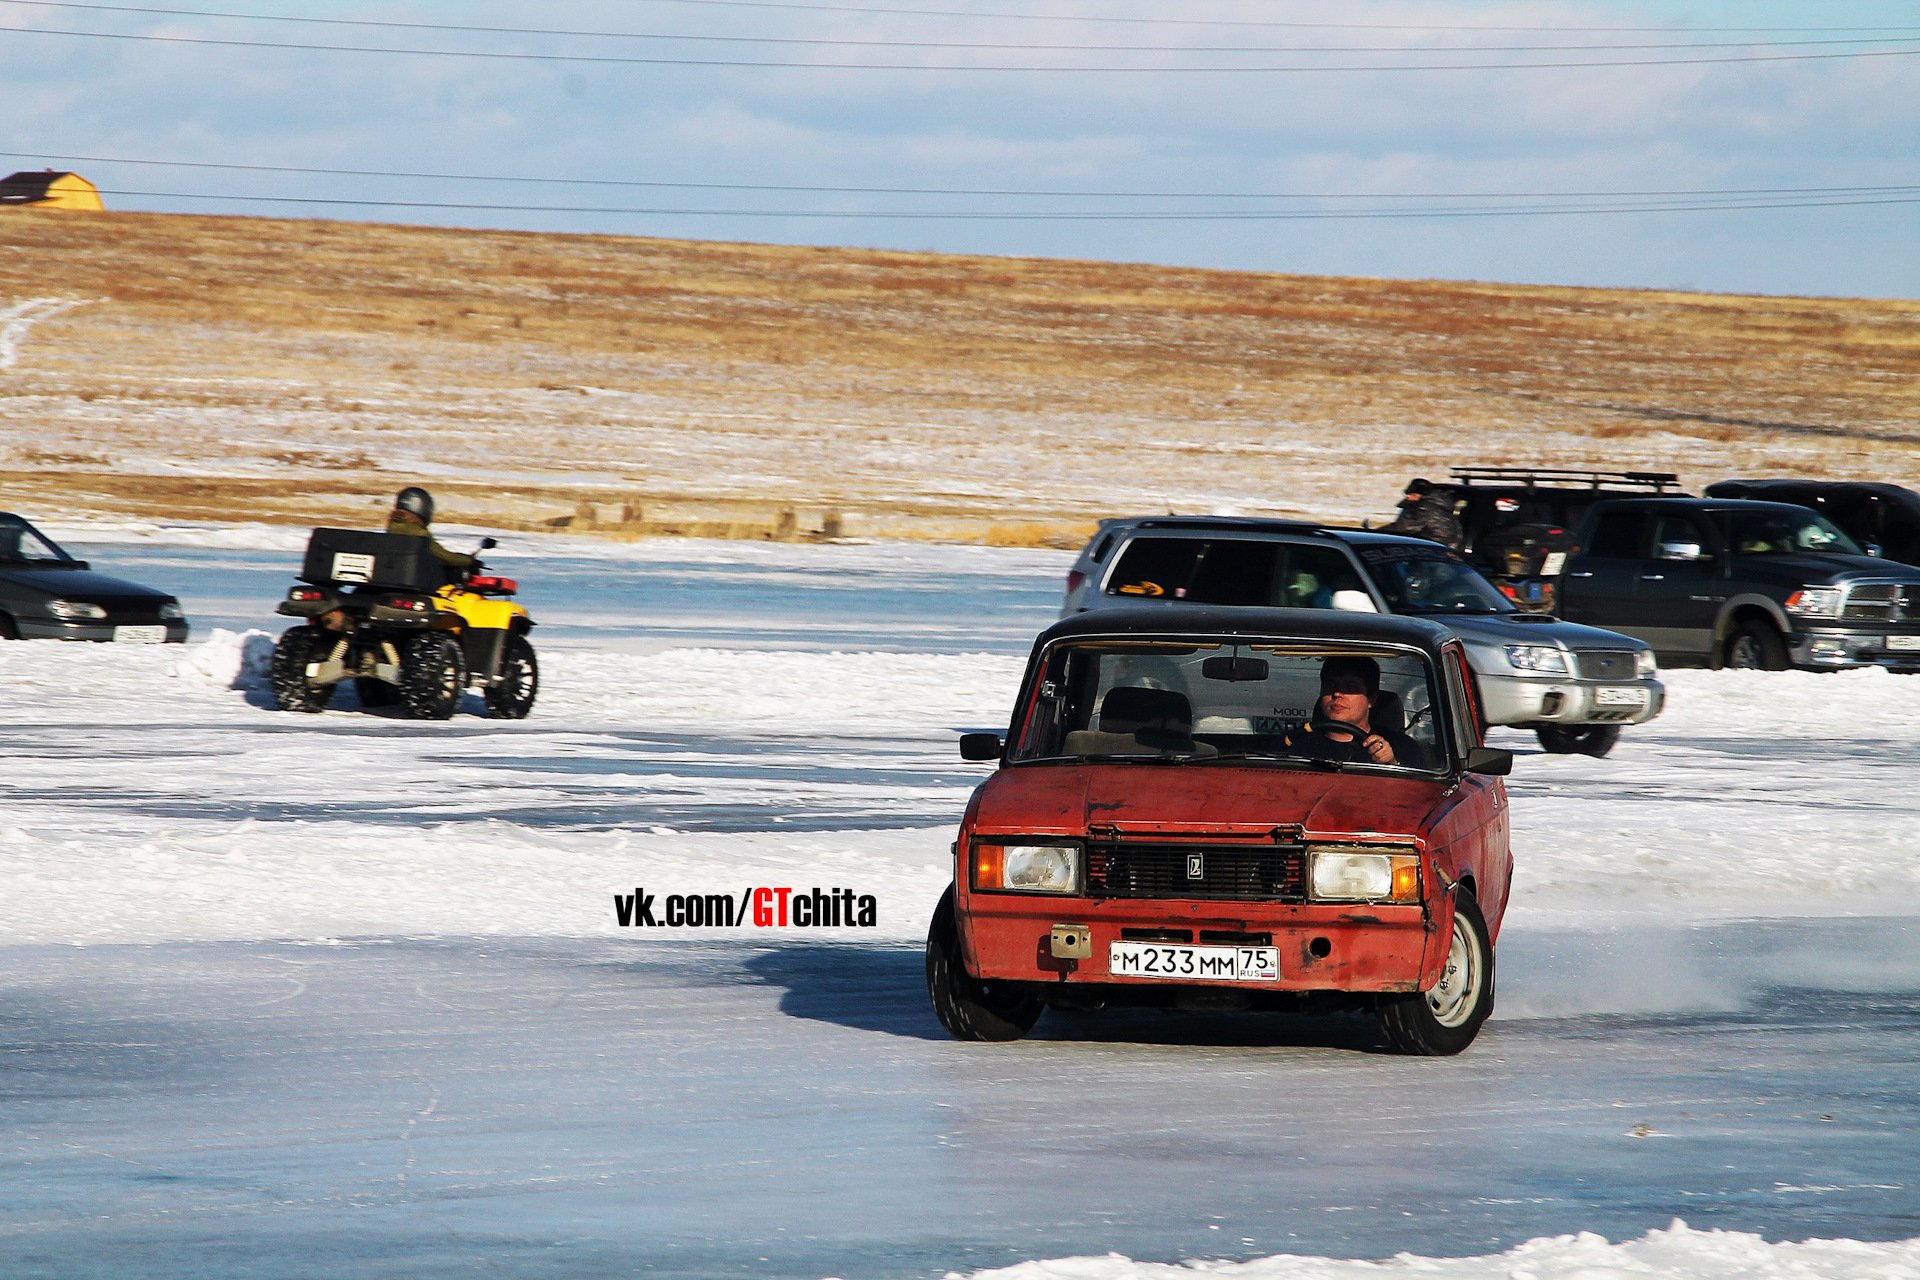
[1475,672,1665,727]
[1789,627,1920,672]
[962,895,1440,994]
[15,618,190,643]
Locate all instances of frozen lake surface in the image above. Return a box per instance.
[3,523,1918,1278]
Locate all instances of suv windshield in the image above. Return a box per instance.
[0,515,75,564]
[1712,509,1864,558]
[1011,640,1445,773]
[1355,544,1514,615]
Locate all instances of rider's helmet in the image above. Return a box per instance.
[394,486,435,524]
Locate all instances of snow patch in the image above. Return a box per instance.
[168,627,275,689]
[940,1221,1920,1280]
[0,295,91,369]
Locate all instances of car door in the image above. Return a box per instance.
[1559,505,1647,631]
[1631,511,1725,660]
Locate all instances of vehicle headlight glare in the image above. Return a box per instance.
[1784,587,1843,618]
[1308,847,1421,903]
[1505,644,1569,673]
[48,599,107,620]
[1634,649,1657,678]
[159,602,184,621]
[974,842,1080,894]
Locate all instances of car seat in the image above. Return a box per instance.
[1061,686,1215,757]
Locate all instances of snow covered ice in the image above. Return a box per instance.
[2,524,1917,1278]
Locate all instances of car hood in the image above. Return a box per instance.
[0,565,173,601]
[1783,553,1920,583]
[1420,612,1648,650]
[971,762,1450,842]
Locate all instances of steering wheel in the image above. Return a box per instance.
[1309,715,1375,741]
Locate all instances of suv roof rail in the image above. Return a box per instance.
[1448,466,1683,491]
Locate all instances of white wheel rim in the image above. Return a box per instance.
[1427,910,1482,1028]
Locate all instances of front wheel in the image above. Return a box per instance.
[484,634,538,719]
[400,633,466,720]
[1723,619,1789,670]
[926,887,1042,1042]
[269,627,334,713]
[1377,890,1494,1056]
[1536,724,1621,757]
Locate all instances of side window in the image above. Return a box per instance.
[1186,540,1280,606]
[1274,545,1367,609]
[1443,648,1481,756]
[1106,538,1203,599]
[1650,514,1710,559]
[1585,511,1647,559]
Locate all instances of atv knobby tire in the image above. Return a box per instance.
[1376,889,1494,1056]
[400,633,466,720]
[270,626,335,713]
[926,886,1042,1042]
[485,633,538,719]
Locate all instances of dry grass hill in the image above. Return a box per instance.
[1,209,1916,544]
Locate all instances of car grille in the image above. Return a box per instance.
[1086,840,1307,902]
[1574,650,1638,680]
[1842,583,1920,622]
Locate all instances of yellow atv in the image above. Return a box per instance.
[271,528,537,719]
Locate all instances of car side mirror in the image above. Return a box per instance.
[959,733,1003,762]
[1656,541,1708,562]
[479,536,498,550]
[1463,747,1512,776]
[1331,589,1378,613]
[1865,542,1883,558]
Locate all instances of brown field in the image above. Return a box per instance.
[1,208,1916,544]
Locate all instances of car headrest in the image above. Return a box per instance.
[1099,686,1193,736]
[1371,689,1406,735]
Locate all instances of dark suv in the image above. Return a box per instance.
[1704,479,1920,567]
[1556,497,1920,670]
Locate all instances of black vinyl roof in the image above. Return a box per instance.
[1033,605,1455,656]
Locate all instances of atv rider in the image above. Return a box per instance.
[1380,478,1466,551]
[387,486,476,582]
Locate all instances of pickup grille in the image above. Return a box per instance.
[1574,650,1638,680]
[1842,583,1920,622]
[1086,841,1307,902]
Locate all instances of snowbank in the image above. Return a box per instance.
[940,1222,1920,1280]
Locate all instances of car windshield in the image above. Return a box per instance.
[1713,509,1864,557]
[0,515,75,564]
[1355,544,1514,615]
[1009,640,1446,773]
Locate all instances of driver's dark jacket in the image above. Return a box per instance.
[385,516,475,571]
[1282,722,1428,768]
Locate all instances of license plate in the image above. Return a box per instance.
[1887,635,1920,652]
[114,625,167,644]
[1108,941,1279,983]
[1594,686,1647,706]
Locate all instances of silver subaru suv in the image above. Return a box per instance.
[1062,517,1664,757]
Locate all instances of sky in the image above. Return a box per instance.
[2,0,1918,297]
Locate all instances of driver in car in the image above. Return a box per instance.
[1284,656,1418,766]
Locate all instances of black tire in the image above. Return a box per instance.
[269,627,335,713]
[1377,890,1494,1056]
[484,634,538,719]
[0,613,17,640]
[355,677,401,708]
[1723,619,1790,670]
[926,887,1042,1042]
[1535,724,1621,757]
[400,633,465,720]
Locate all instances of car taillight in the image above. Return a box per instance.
[1066,570,1086,595]
[289,587,323,601]
[388,597,429,612]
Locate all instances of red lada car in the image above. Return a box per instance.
[928,608,1514,1055]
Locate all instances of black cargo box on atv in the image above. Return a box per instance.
[299,528,445,592]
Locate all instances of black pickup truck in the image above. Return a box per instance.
[1554,496,1920,670]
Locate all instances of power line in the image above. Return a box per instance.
[85,186,1920,219]
[4,0,1918,53]
[8,21,1920,70]
[8,151,1918,204]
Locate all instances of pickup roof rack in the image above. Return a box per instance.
[1449,466,1683,492]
